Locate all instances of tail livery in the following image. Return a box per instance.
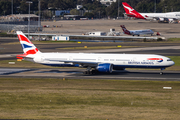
[120,25,131,35]
[122,2,145,19]
[17,31,41,59]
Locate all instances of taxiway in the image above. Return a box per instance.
[0,68,180,81]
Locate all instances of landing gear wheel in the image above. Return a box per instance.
[83,71,88,74]
[87,71,92,74]
[83,71,92,75]
[91,70,97,74]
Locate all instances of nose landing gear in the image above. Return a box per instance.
[160,68,165,75]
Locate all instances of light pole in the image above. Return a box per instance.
[154,0,156,13]
[38,0,41,31]
[12,0,13,15]
[26,1,33,38]
[118,0,119,19]
[38,0,41,40]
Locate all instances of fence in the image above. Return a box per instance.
[0,21,42,33]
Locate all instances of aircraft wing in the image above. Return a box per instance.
[48,59,98,67]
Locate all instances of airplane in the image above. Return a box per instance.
[120,25,154,36]
[122,2,180,23]
[16,31,174,74]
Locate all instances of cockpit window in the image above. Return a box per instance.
[167,59,172,61]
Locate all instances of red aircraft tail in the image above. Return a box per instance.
[122,2,145,19]
[120,25,131,35]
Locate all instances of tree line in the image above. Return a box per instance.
[0,0,180,18]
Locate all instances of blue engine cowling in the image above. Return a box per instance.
[96,63,113,73]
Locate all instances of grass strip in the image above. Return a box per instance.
[0,78,179,119]
[57,46,139,50]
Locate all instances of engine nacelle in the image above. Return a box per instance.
[97,63,113,73]
[168,18,174,23]
[159,18,169,23]
[159,18,164,21]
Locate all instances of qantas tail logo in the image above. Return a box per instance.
[120,25,131,35]
[122,3,136,16]
[17,31,41,57]
[122,2,145,19]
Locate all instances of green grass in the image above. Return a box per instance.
[0,78,180,119]
[0,32,16,37]
[0,59,82,69]
[169,56,180,66]
[0,59,53,68]
[167,38,180,42]
[165,56,180,70]
[58,46,138,50]
[34,40,77,43]
[2,40,77,45]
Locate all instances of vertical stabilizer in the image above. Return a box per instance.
[122,2,145,19]
[16,31,41,59]
[17,31,41,55]
[120,25,131,35]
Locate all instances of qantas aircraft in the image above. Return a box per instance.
[122,2,180,23]
[120,25,154,36]
[16,31,174,74]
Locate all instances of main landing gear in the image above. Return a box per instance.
[83,67,98,75]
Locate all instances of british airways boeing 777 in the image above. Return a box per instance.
[16,31,174,74]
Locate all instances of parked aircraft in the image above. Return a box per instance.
[16,31,174,74]
[120,25,154,36]
[122,2,180,23]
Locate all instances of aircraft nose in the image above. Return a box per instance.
[171,61,175,66]
[169,60,175,66]
[166,58,175,66]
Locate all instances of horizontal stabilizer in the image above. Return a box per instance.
[125,14,136,17]
[16,54,28,59]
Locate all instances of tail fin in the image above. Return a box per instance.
[120,25,131,35]
[16,31,41,59]
[122,2,145,19]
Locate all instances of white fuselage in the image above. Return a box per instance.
[140,12,180,20]
[29,53,174,69]
[129,29,154,36]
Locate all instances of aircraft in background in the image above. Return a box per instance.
[120,25,154,36]
[122,2,180,23]
[16,31,174,74]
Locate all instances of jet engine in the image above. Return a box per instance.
[159,18,169,23]
[97,63,113,73]
[159,18,164,21]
